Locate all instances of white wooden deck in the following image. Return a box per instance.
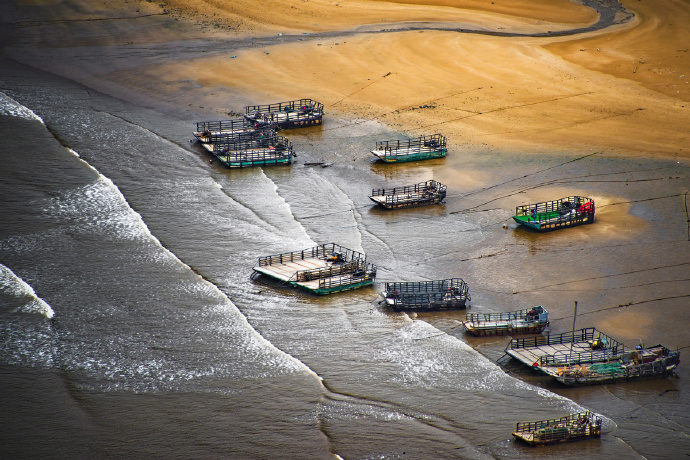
[506,341,595,366]
[253,257,327,281]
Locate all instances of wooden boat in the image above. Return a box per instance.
[369,180,447,209]
[381,278,469,311]
[244,99,324,129]
[211,136,293,168]
[513,196,594,231]
[371,134,447,163]
[251,243,376,295]
[504,327,627,373]
[193,118,266,143]
[512,411,601,446]
[553,344,680,386]
[462,306,548,336]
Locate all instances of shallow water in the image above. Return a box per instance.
[1,58,688,459]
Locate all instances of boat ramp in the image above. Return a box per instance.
[369,180,447,209]
[251,243,376,295]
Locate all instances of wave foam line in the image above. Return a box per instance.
[0,91,44,124]
[65,146,321,379]
[0,263,54,319]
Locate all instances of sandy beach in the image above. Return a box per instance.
[8,0,685,157]
[1,0,689,458]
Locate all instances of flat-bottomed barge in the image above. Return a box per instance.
[369,180,446,209]
[371,134,447,163]
[210,136,293,168]
[382,278,469,311]
[245,99,324,129]
[512,411,602,446]
[504,327,625,371]
[252,243,376,295]
[463,306,548,336]
[513,196,594,231]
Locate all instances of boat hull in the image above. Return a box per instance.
[463,323,547,336]
[512,411,601,446]
[513,196,595,232]
[554,346,680,386]
[372,150,446,163]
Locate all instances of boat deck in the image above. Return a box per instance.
[369,192,433,207]
[506,341,599,367]
[193,127,257,143]
[252,243,377,295]
[252,256,329,291]
[512,411,601,446]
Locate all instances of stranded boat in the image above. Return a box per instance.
[211,136,293,168]
[504,328,626,372]
[503,327,680,385]
[369,180,447,209]
[193,118,267,143]
[512,411,602,446]
[381,278,470,311]
[251,243,376,295]
[371,134,447,163]
[513,196,594,231]
[244,99,324,129]
[553,344,680,386]
[462,306,548,336]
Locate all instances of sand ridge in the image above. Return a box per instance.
[67,0,682,159]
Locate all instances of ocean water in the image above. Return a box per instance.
[1,59,688,459]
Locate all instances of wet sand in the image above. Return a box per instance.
[3,0,687,364]
[1,0,689,456]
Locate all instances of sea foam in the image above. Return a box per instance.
[0,91,44,124]
[0,263,55,319]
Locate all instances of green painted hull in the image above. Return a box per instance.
[376,150,446,163]
[301,279,374,295]
[513,211,593,232]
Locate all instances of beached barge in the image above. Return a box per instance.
[371,134,447,163]
[193,118,267,143]
[210,136,293,168]
[553,344,680,386]
[251,243,376,295]
[513,196,594,231]
[245,99,324,129]
[512,411,602,446]
[369,180,447,209]
[381,278,470,311]
[462,306,548,336]
[504,328,626,371]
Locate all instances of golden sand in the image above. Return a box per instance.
[103,0,688,159]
